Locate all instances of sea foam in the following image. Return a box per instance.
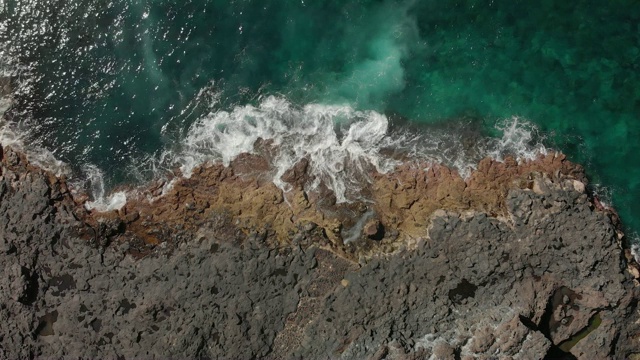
[168,96,397,202]
[488,117,548,162]
[82,165,127,211]
[1,77,548,209]
[0,115,71,178]
[155,95,548,203]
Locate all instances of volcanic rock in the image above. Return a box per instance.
[0,144,639,359]
[364,219,384,240]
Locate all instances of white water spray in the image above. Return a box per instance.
[155,96,550,203]
[82,165,127,212]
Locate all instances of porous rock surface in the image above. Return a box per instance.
[110,150,586,261]
[1,142,640,359]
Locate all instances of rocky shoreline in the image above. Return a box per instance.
[1,141,640,359]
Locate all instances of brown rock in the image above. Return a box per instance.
[280,158,310,190]
[432,342,456,359]
[363,219,384,240]
[0,142,638,359]
[123,211,140,224]
[82,151,589,262]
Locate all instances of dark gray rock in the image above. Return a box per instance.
[0,158,638,359]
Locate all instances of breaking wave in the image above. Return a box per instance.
[82,165,127,212]
[0,54,71,177]
[148,95,548,203]
[0,115,72,178]
[1,78,548,208]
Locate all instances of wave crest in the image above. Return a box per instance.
[153,96,548,203]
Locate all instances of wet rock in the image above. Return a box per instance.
[123,211,140,224]
[281,157,310,190]
[0,145,637,359]
[4,146,20,167]
[363,219,384,240]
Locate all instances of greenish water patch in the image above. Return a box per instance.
[558,312,603,352]
[1,0,639,237]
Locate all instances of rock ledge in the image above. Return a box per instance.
[0,143,639,359]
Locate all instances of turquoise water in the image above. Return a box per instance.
[1,1,639,236]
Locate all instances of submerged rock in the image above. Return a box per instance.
[0,143,639,359]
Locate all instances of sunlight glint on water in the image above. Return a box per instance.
[0,0,639,236]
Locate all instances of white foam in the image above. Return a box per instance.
[166,96,401,202]
[85,191,127,212]
[0,51,73,177]
[152,96,551,203]
[0,50,128,212]
[590,183,613,209]
[488,116,547,162]
[81,164,127,211]
[631,243,640,264]
[0,111,125,211]
[0,116,72,177]
[1,65,549,209]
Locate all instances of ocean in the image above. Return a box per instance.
[1,0,639,238]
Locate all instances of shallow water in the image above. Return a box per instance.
[1,0,639,236]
